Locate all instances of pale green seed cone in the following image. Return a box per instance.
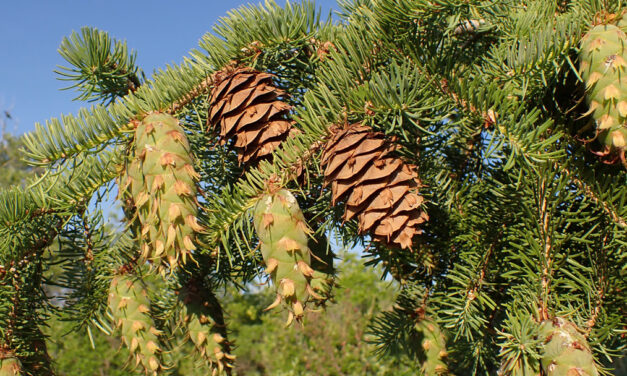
[415,319,450,376]
[253,188,333,324]
[0,356,22,376]
[108,274,163,375]
[538,318,599,376]
[617,11,627,32]
[178,285,234,375]
[579,22,627,161]
[119,112,201,272]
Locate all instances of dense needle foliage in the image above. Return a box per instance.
[0,1,625,375]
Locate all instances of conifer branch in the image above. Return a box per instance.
[556,162,626,228]
[538,175,553,321]
[585,232,610,332]
[168,76,214,114]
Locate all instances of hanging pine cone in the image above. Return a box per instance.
[208,67,294,164]
[108,273,163,375]
[253,188,334,325]
[320,123,428,249]
[119,112,202,273]
[0,351,21,376]
[415,318,450,376]
[538,317,599,376]
[178,283,235,375]
[579,21,627,166]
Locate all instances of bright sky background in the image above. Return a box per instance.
[0,0,337,136]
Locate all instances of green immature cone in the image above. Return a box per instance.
[178,286,235,375]
[618,10,627,33]
[108,274,163,375]
[415,319,450,376]
[579,21,627,165]
[253,188,333,325]
[538,318,599,376]
[119,112,202,273]
[0,356,21,376]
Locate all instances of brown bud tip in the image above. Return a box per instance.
[197,331,207,344]
[277,237,301,252]
[264,294,282,311]
[160,152,176,166]
[174,180,193,196]
[604,85,620,100]
[168,204,182,221]
[117,297,130,310]
[285,311,295,327]
[262,213,274,228]
[183,164,201,180]
[146,340,160,354]
[132,320,145,333]
[151,175,165,191]
[148,356,160,371]
[281,278,296,297]
[155,240,165,256]
[598,114,615,129]
[213,333,225,344]
[422,339,432,351]
[130,336,140,352]
[297,260,315,277]
[167,129,185,142]
[186,215,204,232]
[293,301,304,316]
[183,235,195,251]
[612,130,626,147]
[265,258,279,274]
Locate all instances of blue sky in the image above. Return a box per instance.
[0,0,337,136]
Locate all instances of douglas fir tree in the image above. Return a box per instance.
[0,1,625,375]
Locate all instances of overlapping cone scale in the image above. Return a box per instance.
[253,189,333,324]
[208,67,295,164]
[321,124,428,249]
[119,112,201,272]
[108,274,163,375]
[415,318,449,376]
[538,317,599,376]
[579,21,627,165]
[178,285,234,375]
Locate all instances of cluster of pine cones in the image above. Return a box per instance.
[109,15,627,373]
[207,67,428,250]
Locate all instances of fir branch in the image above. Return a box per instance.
[556,162,626,229]
[55,27,144,105]
[537,174,553,321]
[168,75,214,114]
[585,232,609,331]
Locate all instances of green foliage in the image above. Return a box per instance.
[55,27,144,105]
[0,0,626,375]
